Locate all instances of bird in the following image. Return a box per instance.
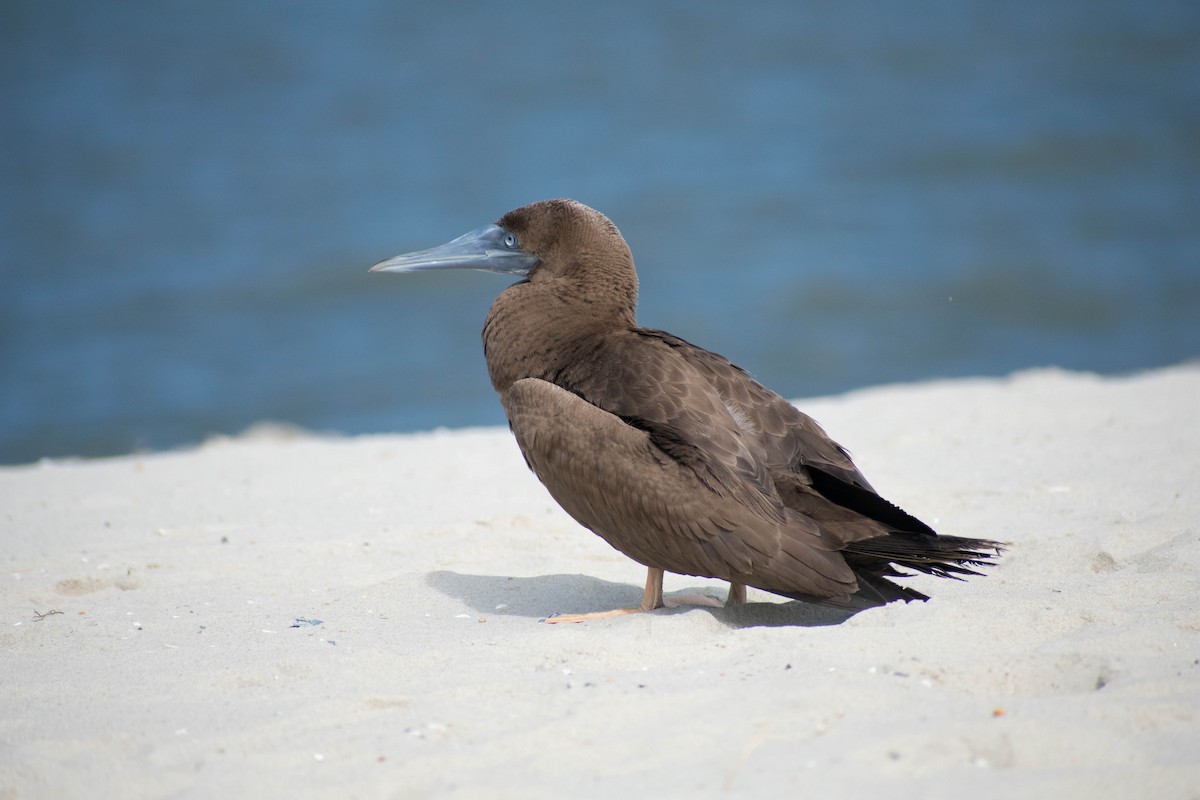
[371,199,1002,622]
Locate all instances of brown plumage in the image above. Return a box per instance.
[372,199,1002,619]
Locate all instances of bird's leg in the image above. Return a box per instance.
[640,566,665,610]
[543,568,666,624]
[544,567,727,623]
[725,581,747,606]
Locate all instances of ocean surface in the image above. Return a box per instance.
[3,2,1198,464]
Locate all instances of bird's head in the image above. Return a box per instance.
[371,199,637,309]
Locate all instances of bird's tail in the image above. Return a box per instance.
[842,533,1006,605]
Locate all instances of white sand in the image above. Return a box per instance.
[2,365,1198,798]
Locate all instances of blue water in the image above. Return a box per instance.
[3,2,1198,464]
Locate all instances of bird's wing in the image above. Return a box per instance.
[554,330,790,525]
[640,329,936,538]
[639,328,875,490]
[500,377,859,597]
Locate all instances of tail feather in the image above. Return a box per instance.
[842,533,1006,604]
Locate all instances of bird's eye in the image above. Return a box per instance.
[503,232,518,249]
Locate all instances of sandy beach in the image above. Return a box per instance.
[2,364,1198,799]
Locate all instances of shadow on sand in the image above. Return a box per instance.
[425,570,865,629]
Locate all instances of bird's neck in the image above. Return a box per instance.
[482,280,636,393]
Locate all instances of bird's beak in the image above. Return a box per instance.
[369,224,540,277]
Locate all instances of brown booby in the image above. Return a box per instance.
[372,199,1002,622]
